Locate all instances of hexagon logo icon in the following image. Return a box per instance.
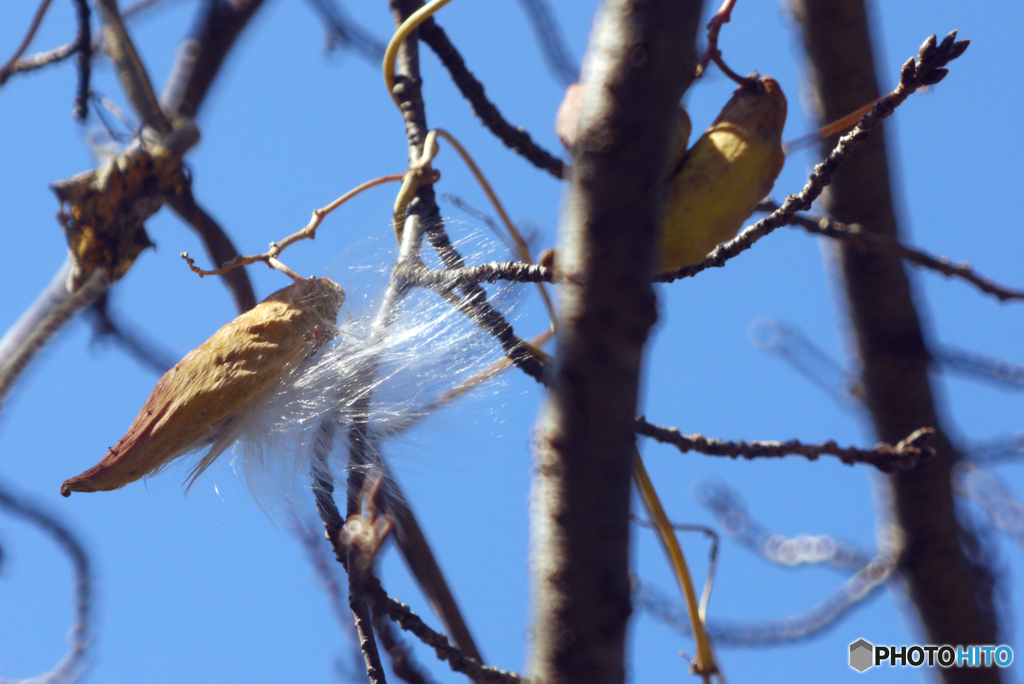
[850,639,874,672]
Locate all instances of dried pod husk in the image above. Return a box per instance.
[61,277,345,496]
[51,142,188,292]
[659,76,787,271]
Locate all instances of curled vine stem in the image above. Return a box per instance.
[695,0,757,87]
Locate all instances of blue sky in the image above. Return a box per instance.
[1,0,1023,683]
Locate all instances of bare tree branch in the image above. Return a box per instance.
[963,433,1024,465]
[305,0,387,62]
[0,479,92,684]
[954,464,1024,553]
[636,417,933,471]
[696,480,876,571]
[7,0,182,80]
[364,576,522,684]
[513,0,579,86]
[160,0,267,120]
[634,482,894,644]
[390,3,545,384]
[7,41,79,76]
[0,0,57,86]
[371,605,439,684]
[529,1,704,682]
[94,0,171,134]
[638,552,894,645]
[85,291,176,374]
[749,319,862,408]
[72,0,91,121]
[764,201,1024,303]
[290,518,365,676]
[402,261,551,289]
[935,346,1024,391]
[790,4,1000,680]
[2,0,256,421]
[417,18,565,179]
[0,263,108,407]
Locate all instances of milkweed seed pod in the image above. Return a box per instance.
[659,76,787,271]
[61,277,345,496]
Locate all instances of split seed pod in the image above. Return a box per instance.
[659,76,787,271]
[61,277,345,496]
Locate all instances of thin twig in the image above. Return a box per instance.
[385,4,493,662]
[935,345,1024,390]
[695,480,876,571]
[0,0,57,85]
[748,318,862,409]
[633,516,720,622]
[963,432,1024,465]
[694,0,753,87]
[308,428,390,684]
[390,0,546,387]
[763,201,1024,303]
[372,605,439,684]
[335,218,427,683]
[342,478,436,684]
[429,128,558,327]
[167,185,257,313]
[344,472,393,684]
[8,41,79,75]
[304,0,387,62]
[289,517,363,671]
[72,0,91,120]
[365,578,522,684]
[402,261,552,288]
[657,32,970,283]
[349,574,388,684]
[0,479,91,684]
[180,174,405,281]
[7,0,184,80]
[86,292,177,374]
[635,416,933,472]
[637,553,894,644]
[513,0,579,86]
[417,18,565,179]
[311,419,345,558]
[954,464,1024,552]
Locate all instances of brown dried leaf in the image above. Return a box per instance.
[51,144,187,291]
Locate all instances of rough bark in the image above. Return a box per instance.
[791,1,1001,680]
[529,2,703,683]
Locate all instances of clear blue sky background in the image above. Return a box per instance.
[1,0,1023,682]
